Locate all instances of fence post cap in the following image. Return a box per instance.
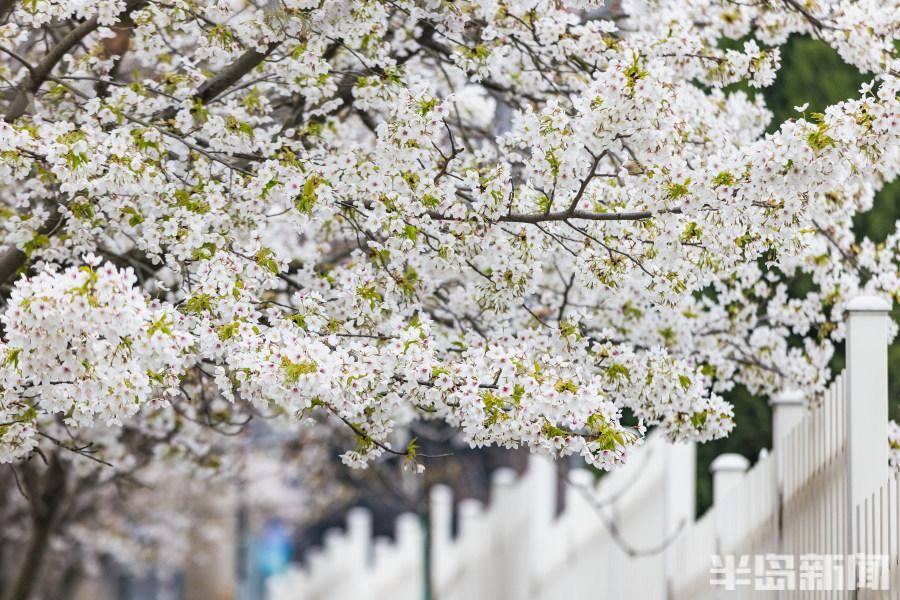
[395,512,420,544]
[347,506,372,530]
[770,389,805,406]
[491,467,517,487]
[709,453,750,474]
[846,295,891,313]
[323,528,344,550]
[307,547,324,566]
[430,483,453,505]
[457,498,483,530]
[395,511,418,528]
[348,505,372,520]
[458,497,483,515]
[568,468,594,486]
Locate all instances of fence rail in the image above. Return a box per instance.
[268,297,894,600]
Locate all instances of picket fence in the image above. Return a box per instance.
[268,296,895,599]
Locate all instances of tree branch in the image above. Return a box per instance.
[3,454,67,600]
[0,0,16,24]
[155,41,281,122]
[0,208,60,291]
[3,0,146,123]
[428,207,682,224]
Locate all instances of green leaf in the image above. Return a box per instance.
[147,314,173,337]
[281,357,318,383]
[182,293,215,314]
[296,176,322,214]
[606,363,631,380]
[3,348,22,368]
[255,247,280,275]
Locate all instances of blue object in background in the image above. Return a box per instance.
[256,519,292,578]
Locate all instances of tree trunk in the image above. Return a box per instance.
[3,454,66,600]
[50,560,82,600]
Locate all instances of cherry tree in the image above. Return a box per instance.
[0,0,898,592]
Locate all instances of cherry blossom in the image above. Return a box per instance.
[0,0,896,473]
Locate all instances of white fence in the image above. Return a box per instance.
[268,297,895,600]
[268,431,695,600]
[672,296,894,599]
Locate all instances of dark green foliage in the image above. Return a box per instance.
[696,386,771,514]
[761,37,867,130]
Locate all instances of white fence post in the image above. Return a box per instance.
[369,536,390,596]
[845,296,891,557]
[526,453,556,549]
[525,454,556,598]
[457,498,486,600]
[770,388,804,525]
[710,453,749,507]
[322,528,346,600]
[711,453,748,553]
[306,547,324,599]
[666,440,696,530]
[770,390,804,452]
[429,484,453,590]
[347,507,372,565]
[487,468,526,600]
[564,468,603,597]
[395,513,423,600]
[346,507,372,597]
[664,441,696,590]
[709,453,749,600]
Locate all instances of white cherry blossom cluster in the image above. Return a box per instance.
[0,257,191,462]
[0,0,897,477]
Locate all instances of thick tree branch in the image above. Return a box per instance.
[3,454,67,600]
[3,0,146,123]
[0,0,15,24]
[155,42,281,122]
[0,208,60,292]
[428,207,683,224]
